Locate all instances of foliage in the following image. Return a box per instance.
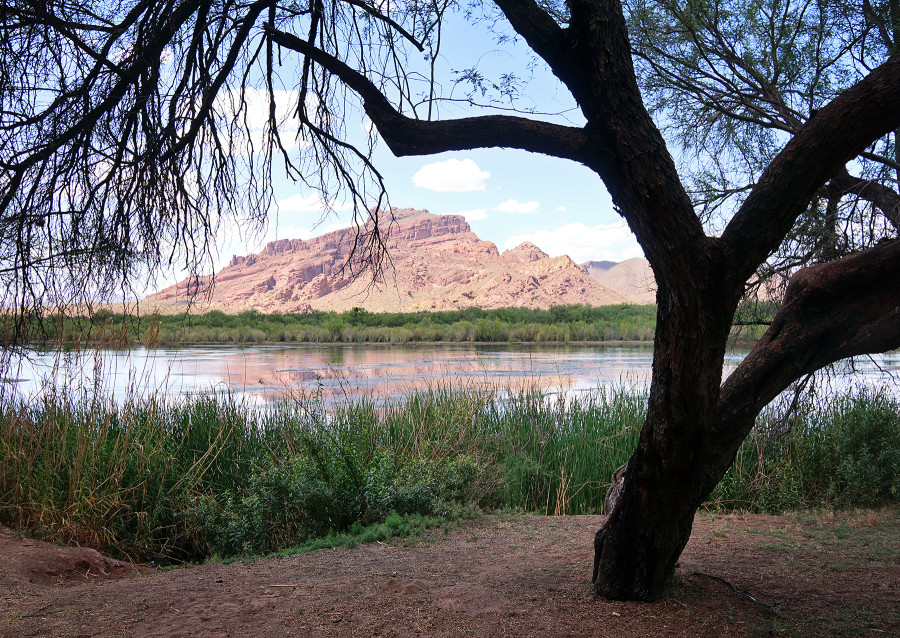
[0,388,270,561]
[20,305,659,346]
[626,0,900,292]
[710,389,900,511]
[0,384,639,561]
[192,412,493,556]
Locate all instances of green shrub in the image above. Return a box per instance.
[22,304,659,345]
[192,437,493,556]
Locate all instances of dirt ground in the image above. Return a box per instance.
[2,508,898,637]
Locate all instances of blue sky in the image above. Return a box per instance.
[172,10,645,291]
[258,146,642,263]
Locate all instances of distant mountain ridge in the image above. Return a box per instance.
[582,258,657,305]
[146,208,656,313]
[582,260,617,275]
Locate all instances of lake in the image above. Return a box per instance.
[3,343,898,407]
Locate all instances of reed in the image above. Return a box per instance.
[2,382,897,563]
[473,388,644,514]
[0,385,281,561]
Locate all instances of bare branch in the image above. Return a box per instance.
[265,24,599,163]
[341,0,424,51]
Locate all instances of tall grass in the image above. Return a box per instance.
[473,388,644,514]
[710,388,900,511]
[2,384,898,563]
[0,387,280,561]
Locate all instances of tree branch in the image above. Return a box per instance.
[341,0,424,52]
[265,24,599,163]
[721,54,900,285]
[1,0,208,217]
[717,239,900,430]
[159,0,270,162]
[491,0,577,92]
[829,167,900,231]
[560,0,713,292]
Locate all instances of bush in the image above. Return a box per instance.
[5,383,897,563]
[193,441,492,556]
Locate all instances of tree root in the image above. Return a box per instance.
[592,526,606,584]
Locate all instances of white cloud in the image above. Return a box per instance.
[495,199,540,214]
[557,205,567,212]
[451,209,488,221]
[504,222,643,264]
[234,128,309,154]
[412,159,490,192]
[212,88,317,156]
[216,88,315,131]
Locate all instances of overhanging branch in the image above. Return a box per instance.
[492,0,577,92]
[265,24,601,164]
[717,239,900,431]
[829,168,900,232]
[721,54,900,285]
[341,0,424,52]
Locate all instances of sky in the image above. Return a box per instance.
[160,8,645,291]
[255,147,642,263]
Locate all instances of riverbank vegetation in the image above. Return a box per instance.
[1,384,896,564]
[26,305,659,346]
[11,301,782,347]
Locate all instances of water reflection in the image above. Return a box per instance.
[4,343,898,407]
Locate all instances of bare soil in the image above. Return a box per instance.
[2,508,898,637]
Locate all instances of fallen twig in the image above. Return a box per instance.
[21,604,53,618]
[693,572,782,615]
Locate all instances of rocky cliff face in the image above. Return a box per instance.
[147,208,642,312]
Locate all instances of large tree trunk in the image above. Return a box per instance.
[591,275,746,600]
[591,240,900,600]
[591,415,751,599]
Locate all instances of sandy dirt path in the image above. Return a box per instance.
[2,510,898,637]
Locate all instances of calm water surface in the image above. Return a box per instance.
[4,343,898,406]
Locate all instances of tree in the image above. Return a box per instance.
[2,0,899,600]
[626,0,900,290]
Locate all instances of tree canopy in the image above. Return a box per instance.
[627,0,899,289]
[2,0,899,600]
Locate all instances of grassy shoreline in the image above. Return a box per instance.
[1,384,897,565]
[12,301,780,346]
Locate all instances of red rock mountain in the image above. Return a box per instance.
[147,208,650,313]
